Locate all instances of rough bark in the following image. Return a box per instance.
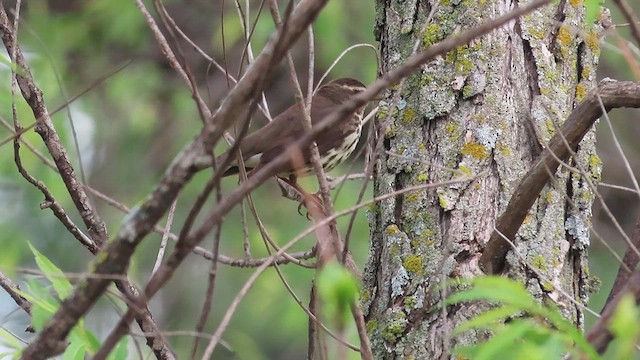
[363,0,604,358]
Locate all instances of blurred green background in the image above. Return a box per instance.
[0,0,637,358]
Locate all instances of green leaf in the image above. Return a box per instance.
[454,305,520,333]
[71,326,100,353]
[584,0,602,26]
[317,262,359,321]
[0,328,22,351]
[455,320,532,360]
[29,244,73,300]
[61,339,85,360]
[24,278,58,331]
[609,294,640,360]
[446,276,536,309]
[107,337,129,360]
[450,276,601,360]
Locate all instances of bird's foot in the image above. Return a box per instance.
[297,193,324,219]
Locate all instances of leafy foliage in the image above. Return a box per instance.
[448,276,600,359]
[0,246,129,360]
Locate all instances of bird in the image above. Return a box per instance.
[219,78,368,181]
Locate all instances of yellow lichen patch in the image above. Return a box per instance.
[472,114,486,123]
[438,195,449,209]
[545,119,557,136]
[445,121,459,135]
[497,142,511,156]
[575,83,587,102]
[421,228,436,238]
[405,192,419,202]
[461,142,489,160]
[403,255,423,275]
[589,154,602,169]
[546,192,554,203]
[403,108,418,123]
[585,30,600,55]
[385,124,397,138]
[557,26,572,47]
[458,165,472,177]
[528,28,545,40]
[386,224,400,235]
[569,0,582,7]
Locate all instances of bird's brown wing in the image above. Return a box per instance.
[238,102,304,159]
[258,96,343,173]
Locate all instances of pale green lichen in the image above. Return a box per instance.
[361,288,371,303]
[386,224,400,235]
[385,124,397,138]
[588,154,602,168]
[545,119,557,136]
[381,314,407,343]
[541,281,555,292]
[445,121,460,141]
[422,23,443,47]
[403,108,418,123]
[390,243,400,257]
[531,255,548,272]
[497,142,511,156]
[366,319,378,334]
[528,27,545,40]
[405,192,419,202]
[458,165,472,177]
[438,195,449,209]
[472,113,486,123]
[404,296,416,308]
[455,56,474,75]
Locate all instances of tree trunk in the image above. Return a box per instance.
[363,1,604,358]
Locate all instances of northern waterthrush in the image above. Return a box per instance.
[220,78,367,179]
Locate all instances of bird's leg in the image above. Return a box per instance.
[277,175,324,217]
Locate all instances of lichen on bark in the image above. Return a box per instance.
[363,0,605,358]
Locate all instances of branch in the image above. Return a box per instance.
[20,0,333,357]
[20,0,550,356]
[0,4,108,247]
[480,80,640,274]
[586,268,640,354]
[0,271,32,316]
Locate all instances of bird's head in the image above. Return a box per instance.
[317,78,367,102]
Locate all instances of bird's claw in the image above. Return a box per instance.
[297,193,324,219]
